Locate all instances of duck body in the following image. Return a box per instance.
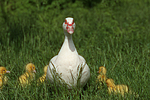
[106,79,129,97]
[19,63,36,87]
[108,84,129,96]
[47,17,90,89]
[19,72,35,86]
[37,65,48,85]
[97,74,106,83]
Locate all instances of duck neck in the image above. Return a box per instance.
[59,31,77,53]
[64,33,72,42]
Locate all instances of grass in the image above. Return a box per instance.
[0,0,150,99]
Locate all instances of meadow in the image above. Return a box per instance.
[0,0,150,99]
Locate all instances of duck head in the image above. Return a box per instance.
[26,63,36,73]
[0,67,10,74]
[63,17,75,34]
[97,66,106,75]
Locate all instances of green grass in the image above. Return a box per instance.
[0,0,150,99]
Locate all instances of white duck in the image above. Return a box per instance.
[46,17,90,89]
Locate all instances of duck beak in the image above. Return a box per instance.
[67,26,74,34]
[6,71,10,73]
[33,70,36,73]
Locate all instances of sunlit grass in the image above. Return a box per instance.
[0,1,150,99]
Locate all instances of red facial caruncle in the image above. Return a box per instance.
[65,19,74,34]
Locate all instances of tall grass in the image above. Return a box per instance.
[0,0,150,99]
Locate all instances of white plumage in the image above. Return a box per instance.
[46,17,90,89]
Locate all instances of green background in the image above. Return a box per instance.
[0,0,149,99]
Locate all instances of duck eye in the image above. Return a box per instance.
[32,66,35,69]
[65,19,67,24]
[3,70,5,73]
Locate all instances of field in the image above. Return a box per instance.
[0,0,150,99]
